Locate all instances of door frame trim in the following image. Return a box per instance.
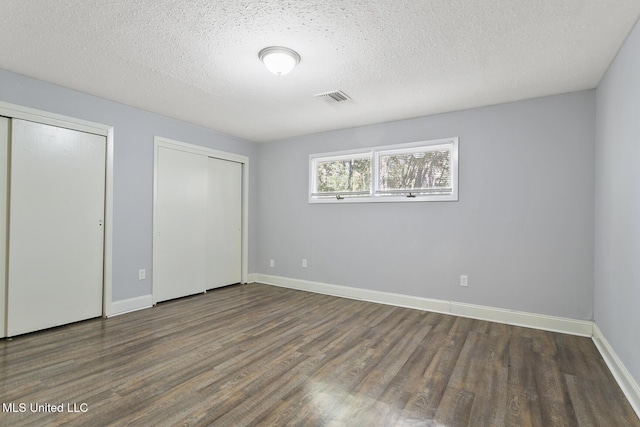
[0,101,114,318]
[152,137,250,304]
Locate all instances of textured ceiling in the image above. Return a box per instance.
[1,1,639,143]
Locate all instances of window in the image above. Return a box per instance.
[311,152,371,198]
[309,138,458,203]
[376,143,452,196]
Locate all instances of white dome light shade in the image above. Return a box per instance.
[259,47,300,76]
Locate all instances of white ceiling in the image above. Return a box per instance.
[1,1,639,143]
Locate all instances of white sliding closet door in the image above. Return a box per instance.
[207,157,242,288]
[153,142,244,303]
[0,117,8,338]
[154,147,209,303]
[7,119,106,337]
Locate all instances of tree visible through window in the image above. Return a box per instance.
[316,157,371,194]
[378,148,451,194]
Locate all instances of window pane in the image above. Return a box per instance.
[378,149,451,192]
[315,157,371,194]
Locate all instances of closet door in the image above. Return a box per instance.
[154,147,209,303]
[207,157,242,288]
[7,119,106,336]
[0,117,8,338]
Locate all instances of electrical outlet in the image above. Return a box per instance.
[460,275,468,287]
[269,259,275,268]
[302,259,308,268]
[138,269,146,280]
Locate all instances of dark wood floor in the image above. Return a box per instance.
[0,283,637,426]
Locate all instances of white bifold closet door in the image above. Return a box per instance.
[7,119,106,337]
[154,147,242,303]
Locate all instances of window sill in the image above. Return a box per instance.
[308,194,458,204]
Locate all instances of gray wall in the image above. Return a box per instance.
[595,19,640,386]
[258,91,595,320]
[0,69,259,301]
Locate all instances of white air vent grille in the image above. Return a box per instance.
[314,90,351,104]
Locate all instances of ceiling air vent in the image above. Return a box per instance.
[314,90,351,104]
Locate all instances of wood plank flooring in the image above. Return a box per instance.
[0,283,637,426]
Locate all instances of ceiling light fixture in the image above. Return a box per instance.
[259,46,300,76]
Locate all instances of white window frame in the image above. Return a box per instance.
[309,137,458,203]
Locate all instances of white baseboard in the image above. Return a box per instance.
[255,274,451,312]
[592,324,640,418]
[254,274,593,337]
[107,294,153,317]
[246,273,258,284]
[450,302,593,336]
